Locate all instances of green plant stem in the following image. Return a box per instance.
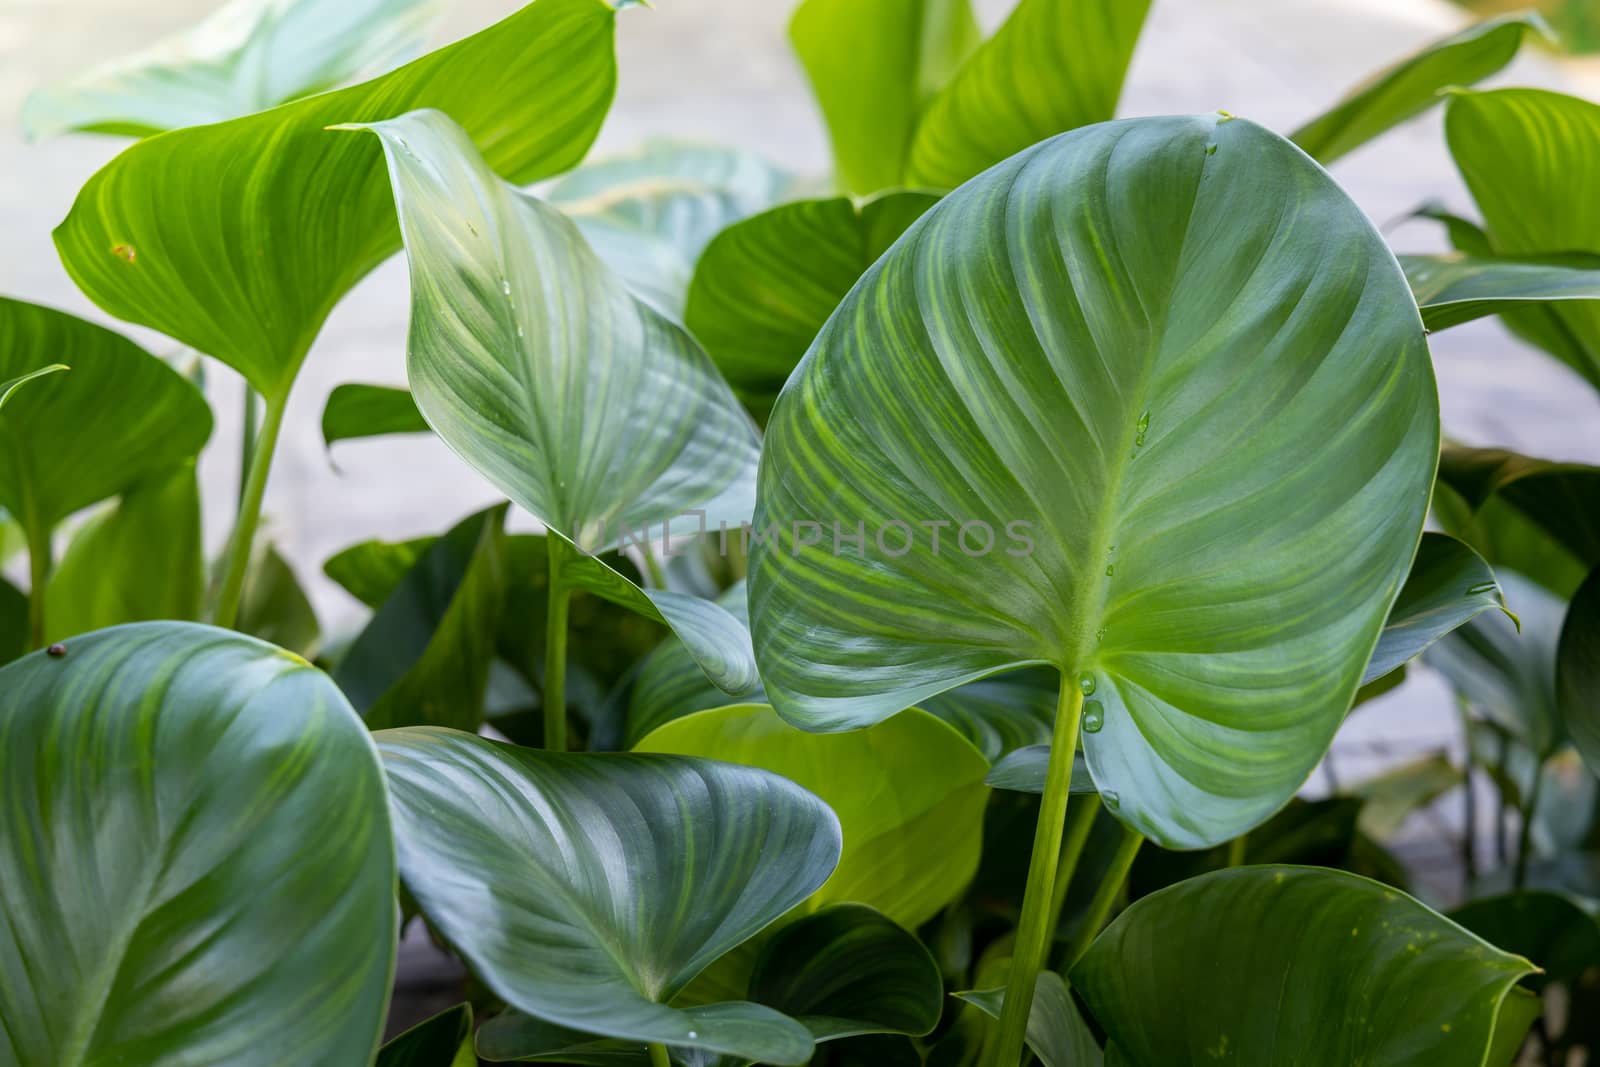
[212,390,288,630]
[22,506,50,651]
[642,544,667,589]
[1046,798,1099,932]
[238,386,259,509]
[1061,827,1144,970]
[647,1042,672,1067]
[985,678,1085,1067]
[544,535,572,752]
[1226,833,1247,868]
[1513,760,1546,892]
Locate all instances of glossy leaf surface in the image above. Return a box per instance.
[1362,531,1509,684]
[1072,866,1536,1066]
[1291,14,1548,165]
[685,192,936,409]
[750,116,1438,847]
[377,727,839,1063]
[1453,890,1600,991]
[23,0,438,139]
[333,505,506,730]
[54,0,617,398]
[1404,252,1600,331]
[0,297,211,532]
[1445,88,1600,390]
[626,583,763,746]
[0,623,395,1066]
[636,704,988,927]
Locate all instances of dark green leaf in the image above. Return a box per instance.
[1072,866,1537,1066]
[378,1004,475,1067]
[1291,14,1549,164]
[686,192,936,411]
[789,0,980,195]
[751,116,1437,848]
[636,704,988,927]
[0,578,25,665]
[1445,88,1600,390]
[377,727,840,1063]
[0,297,211,533]
[44,463,204,642]
[903,0,1152,189]
[236,543,321,659]
[1452,890,1600,989]
[1558,565,1600,778]
[920,667,1058,762]
[983,744,1097,795]
[54,0,618,399]
[1404,251,1600,331]
[957,972,1103,1067]
[0,623,396,1066]
[1436,445,1600,570]
[334,505,506,730]
[626,582,762,746]
[22,0,439,139]
[322,382,429,450]
[1363,531,1510,684]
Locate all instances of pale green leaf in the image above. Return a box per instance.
[1404,251,1600,331]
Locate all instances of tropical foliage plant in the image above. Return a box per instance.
[3,0,1600,1065]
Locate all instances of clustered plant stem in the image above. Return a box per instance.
[213,389,289,631]
[647,1041,672,1067]
[1046,796,1099,930]
[544,534,572,753]
[985,676,1085,1067]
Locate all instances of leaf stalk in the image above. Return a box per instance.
[212,388,288,630]
[544,534,572,752]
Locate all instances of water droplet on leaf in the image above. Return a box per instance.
[1083,700,1104,733]
[1102,790,1120,809]
[1078,673,1096,696]
[500,278,512,296]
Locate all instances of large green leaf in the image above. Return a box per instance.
[1361,531,1509,685]
[22,0,439,140]
[1452,890,1600,990]
[1426,569,1564,758]
[1072,866,1537,1066]
[354,107,760,692]
[0,622,395,1066]
[1290,14,1549,165]
[54,0,618,399]
[0,297,211,534]
[749,115,1438,847]
[903,0,1152,190]
[1445,88,1600,390]
[635,704,989,928]
[377,727,840,1064]
[333,505,506,730]
[1403,252,1600,331]
[685,192,937,412]
[1558,565,1600,778]
[1436,445,1600,571]
[322,382,429,450]
[378,1004,475,1067]
[44,463,204,642]
[789,0,980,195]
[957,972,1103,1067]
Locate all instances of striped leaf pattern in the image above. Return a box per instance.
[377,727,840,1064]
[0,623,396,1067]
[750,115,1438,848]
[22,0,439,139]
[53,0,618,400]
[1072,866,1538,1066]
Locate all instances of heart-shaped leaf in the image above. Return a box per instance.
[1426,569,1563,758]
[44,463,204,643]
[377,727,840,1063]
[1445,88,1600,390]
[1071,866,1537,1066]
[957,972,1103,1067]
[902,0,1152,190]
[22,0,439,139]
[1361,531,1510,685]
[750,115,1438,847]
[1558,565,1600,777]
[322,382,429,450]
[378,1004,475,1067]
[0,622,396,1066]
[355,107,760,693]
[54,0,618,400]
[0,296,211,536]
[1290,13,1548,165]
[333,505,507,730]
[685,192,937,414]
[1404,252,1600,331]
[636,704,989,927]
[789,0,980,196]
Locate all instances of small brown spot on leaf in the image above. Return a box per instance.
[111,244,136,263]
